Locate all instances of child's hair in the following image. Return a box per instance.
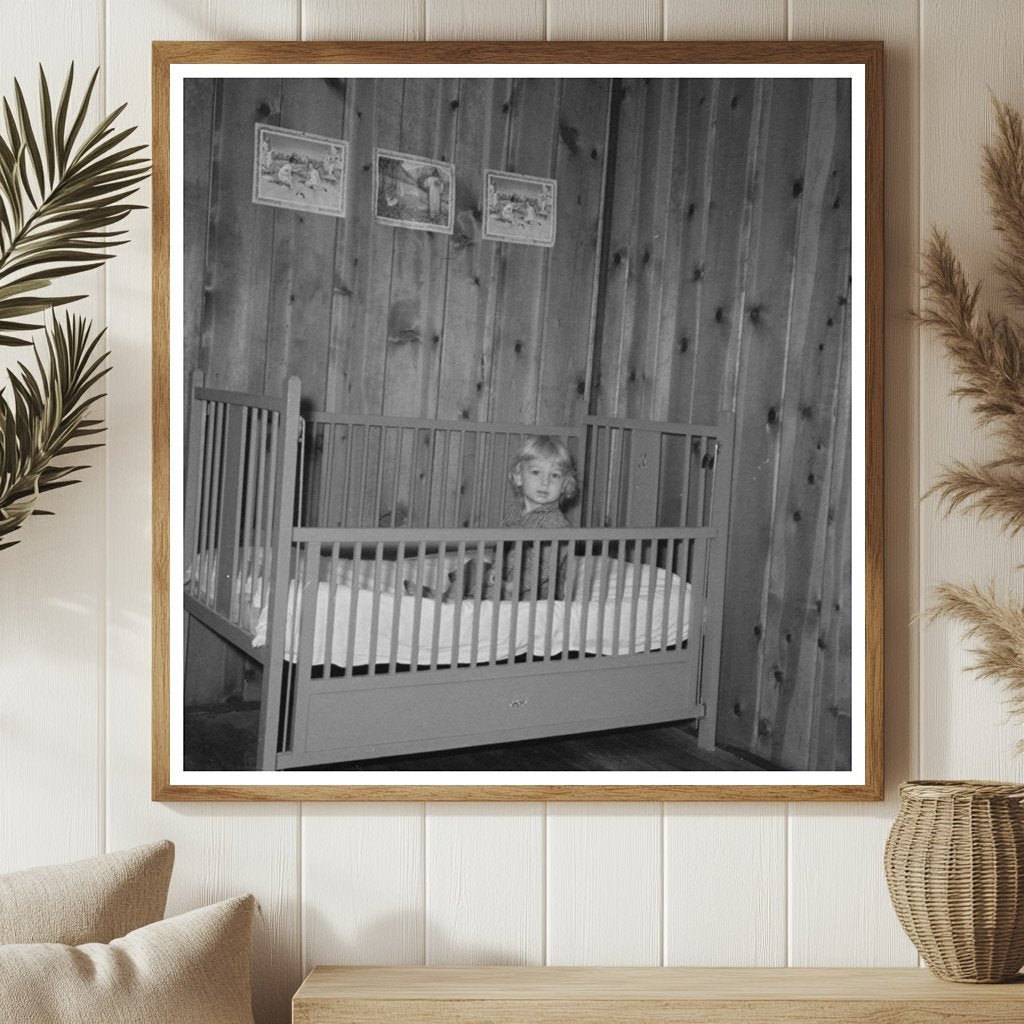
[507,435,579,505]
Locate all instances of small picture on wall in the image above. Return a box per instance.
[373,148,455,234]
[252,124,348,218]
[482,169,557,247]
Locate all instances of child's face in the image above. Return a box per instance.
[514,456,566,511]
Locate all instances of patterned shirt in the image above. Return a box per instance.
[499,499,569,599]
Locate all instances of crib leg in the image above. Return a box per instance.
[697,706,717,751]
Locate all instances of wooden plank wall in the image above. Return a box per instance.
[591,77,852,769]
[186,77,608,425]
[183,72,851,769]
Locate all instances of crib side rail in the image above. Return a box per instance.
[184,372,301,633]
[273,524,714,758]
[302,413,585,530]
[582,415,729,531]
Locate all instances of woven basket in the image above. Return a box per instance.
[884,780,1024,982]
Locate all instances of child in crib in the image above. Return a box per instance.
[404,435,578,602]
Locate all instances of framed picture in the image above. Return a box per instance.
[252,124,348,218]
[482,170,557,247]
[374,148,455,234]
[153,41,883,802]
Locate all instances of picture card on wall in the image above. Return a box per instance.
[373,148,455,234]
[252,124,347,218]
[482,170,557,247]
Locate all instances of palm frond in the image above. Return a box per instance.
[0,65,149,346]
[0,313,109,548]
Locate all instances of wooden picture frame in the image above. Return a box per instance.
[153,41,883,801]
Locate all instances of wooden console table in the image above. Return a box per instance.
[293,966,1024,1022]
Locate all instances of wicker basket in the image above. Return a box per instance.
[884,780,1024,982]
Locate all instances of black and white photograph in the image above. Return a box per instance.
[482,169,557,247]
[373,147,455,234]
[163,56,880,798]
[252,123,348,218]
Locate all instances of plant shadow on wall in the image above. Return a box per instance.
[0,66,149,551]
[919,98,1024,735]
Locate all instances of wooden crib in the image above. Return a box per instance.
[183,374,734,771]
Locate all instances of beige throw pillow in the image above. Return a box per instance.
[0,840,174,945]
[0,894,256,1024]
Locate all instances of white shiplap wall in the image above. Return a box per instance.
[3,2,1023,1022]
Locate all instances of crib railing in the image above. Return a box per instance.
[302,412,584,529]
[582,417,725,529]
[269,525,714,757]
[184,373,302,634]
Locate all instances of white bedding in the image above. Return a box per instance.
[246,553,690,667]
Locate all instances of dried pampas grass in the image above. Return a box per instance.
[921,98,1024,734]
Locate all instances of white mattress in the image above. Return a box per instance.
[246,552,690,667]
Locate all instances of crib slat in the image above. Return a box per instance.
[260,410,279,612]
[345,541,362,678]
[430,541,446,670]
[323,542,339,672]
[595,538,609,657]
[189,398,209,598]
[489,538,504,665]
[578,538,593,656]
[410,542,426,670]
[644,537,659,653]
[197,403,216,599]
[372,426,387,527]
[469,539,484,667]
[389,541,405,673]
[676,539,691,649]
[239,406,258,609]
[451,540,466,667]
[612,538,626,657]
[355,425,370,526]
[205,402,225,601]
[627,539,641,656]
[525,539,541,664]
[543,540,558,662]
[694,435,709,528]
[366,541,385,668]
[679,432,693,527]
[660,538,676,651]
[389,426,403,527]
[561,539,576,659]
[337,425,351,527]
[508,540,523,662]
[222,404,247,621]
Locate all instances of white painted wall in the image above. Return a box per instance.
[2,3,1023,1022]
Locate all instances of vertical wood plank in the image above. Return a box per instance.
[665,0,786,38]
[754,79,850,766]
[788,0,922,969]
[435,78,512,422]
[106,5,303,1023]
[381,79,459,419]
[547,0,662,39]
[713,78,811,753]
[303,805,425,969]
[426,0,544,39]
[201,77,282,393]
[536,79,610,424]
[303,0,424,38]
[664,805,787,965]
[487,79,560,424]
[263,77,347,410]
[918,0,1024,774]
[425,804,544,963]
[546,804,661,964]
[0,0,105,873]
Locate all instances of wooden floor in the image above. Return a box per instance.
[183,704,763,772]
